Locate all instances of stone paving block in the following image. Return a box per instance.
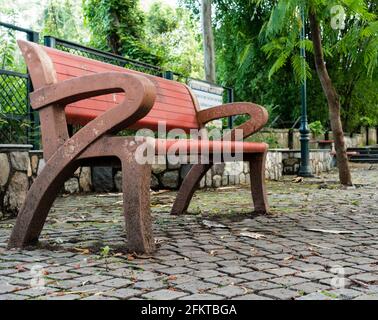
[47,272,79,281]
[40,294,82,300]
[344,257,376,265]
[327,288,363,299]
[81,295,118,300]
[74,274,112,285]
[271,276,308,286]
[133,280,167,291]
[218,266,252,275]
[130,271,163,281]
[167,274,200,285]
[208,285,248,298]
[68,284,111,295]
[232,294,273,300]
[205,276,244,286]
[286,262,325,272]
[353,264,378,272]
[175,280,217,293]
[186,262,219,270]
[353,294,378,300]
[290,282,330,294]
[15,287,59,297]
[236,271,272,281]
[296,270,332,280]
[156,266,192,275]
[0,293,25,300]
[319,277,352,288]
[243,280,282,291]
[179,293,224,300]
[350,272,378,283]
[142,289,188,300]
[97,278,133,289]
[266,267,297,276]
[295,292,336,300]
[190,269,223,279]
[0,282,19,294]
[103,288,142,299]
[251,262,279,271]
[47,279,83,290]
[260,288,299,300]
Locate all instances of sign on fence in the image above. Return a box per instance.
[188,79,224,128]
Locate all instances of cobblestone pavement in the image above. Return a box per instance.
[0,164,377,300]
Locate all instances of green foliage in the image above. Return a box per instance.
[359,116,375,127]
[145,1,204,77]
[251,0,378,132]
[309,120,325,136]
[83,0,162,65]
[40,0,88,42]
[181,0,377,132]
[100,245,111,257]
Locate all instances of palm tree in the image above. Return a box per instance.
[252,0,377,185]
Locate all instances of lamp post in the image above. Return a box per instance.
[298,8,313,177]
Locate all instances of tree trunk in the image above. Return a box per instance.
[309,11,352,186]
[201,0,216,82]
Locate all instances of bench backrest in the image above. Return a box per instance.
[25,42,201,132]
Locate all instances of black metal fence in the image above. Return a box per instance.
[1,23,234,149]
[0,22,39,147]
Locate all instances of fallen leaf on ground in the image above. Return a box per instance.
[209,250,218,256]
[306,228,355,234]
[15,264,26,272]
[73,248,90,254]
[239,232,266,239]
[202,220,227,228]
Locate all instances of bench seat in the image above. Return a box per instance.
[154,139,268,154]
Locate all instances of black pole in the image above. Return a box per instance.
[26,30,41,149]
[227,88,234,129]
[298,8,312,177]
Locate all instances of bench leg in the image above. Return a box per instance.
[121,158,155,253]
[171,163,212,215]
[247,152,269,214]
[8,162,77,248]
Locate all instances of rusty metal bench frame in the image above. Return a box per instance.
[8,40,269,254]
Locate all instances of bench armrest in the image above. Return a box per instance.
[197,102,268,139]
[30,72,155,111]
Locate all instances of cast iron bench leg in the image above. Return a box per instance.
[171,163,212,215]
[122,157,155,254]
[247,151,269,214]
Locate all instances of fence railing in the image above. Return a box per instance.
[1,23,235,149]
[0,21,40,147]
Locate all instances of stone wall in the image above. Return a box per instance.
[0,145,33,219]
[1,144,331,220]
[250,127,377,150]
[0,145,285,219]
[282,150,333,175]
[94,152,283,192]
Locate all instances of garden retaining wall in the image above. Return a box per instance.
[0,145,334,219]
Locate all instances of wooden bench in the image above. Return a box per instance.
[9,40,269,253]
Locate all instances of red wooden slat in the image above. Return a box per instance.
[65,107,197,132]
[66,101,197,121]
[54,66,193,102]
[42,45,199,130]
[45,47,188,93]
